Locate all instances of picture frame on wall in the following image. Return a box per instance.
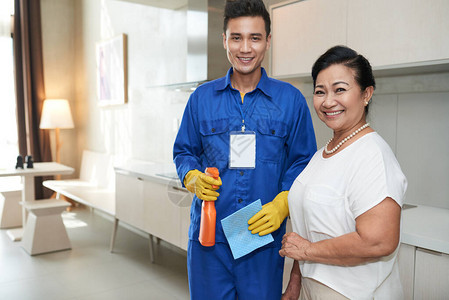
[96,34,128,106]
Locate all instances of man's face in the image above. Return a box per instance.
[223,16,271,76]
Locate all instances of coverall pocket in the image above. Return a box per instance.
[199,118,229,162]
[257,119,287,163]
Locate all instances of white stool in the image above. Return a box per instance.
[0,189,22,228]
[21,199,71,255]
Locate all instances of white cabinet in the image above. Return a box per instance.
[346,0,449,68]
[180,205,191,250]
[414,248,449,299]
[270,0,449,78]
[115,172,145,230]
[399,205,449,299]
[398,244,415,300]
[398,244,449,299]
[115,169,192,251]
[270,0,347,77]
[143,180,182,248]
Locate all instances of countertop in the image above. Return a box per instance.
[114,161,449,255]
[114,160,181,187]
[401,204,449,254]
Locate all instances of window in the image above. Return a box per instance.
[0,1,19,185]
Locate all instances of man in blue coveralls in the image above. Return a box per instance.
[173,0,317,299]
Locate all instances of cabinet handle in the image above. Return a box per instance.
[137,177,143,181]
[171,186,188,193]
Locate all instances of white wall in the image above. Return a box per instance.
[41,0,78,177]
[41,0,449,209]
[42,0,193,173]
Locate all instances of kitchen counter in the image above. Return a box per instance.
[115,161,449,255]
[114,160,181,186]
[401,204,449,254]
[114,160,192,251]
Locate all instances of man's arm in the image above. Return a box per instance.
[248,92,316,235]
[173,94,202,186]
[281,92,316,191]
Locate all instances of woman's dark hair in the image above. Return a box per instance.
[223,0,271,37]
[311,45,376,114]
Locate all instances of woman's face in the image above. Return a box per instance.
[313,64,372,136]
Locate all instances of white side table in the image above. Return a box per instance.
[21,199,72,255]
[0,187,22,228]
[0,162,74,241]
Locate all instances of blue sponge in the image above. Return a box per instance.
[221,199,274,259]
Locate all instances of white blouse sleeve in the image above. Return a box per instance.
[347,141,407,218]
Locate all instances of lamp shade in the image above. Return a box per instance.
[39,99,74,129]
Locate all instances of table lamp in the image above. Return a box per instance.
[39,99,74,165]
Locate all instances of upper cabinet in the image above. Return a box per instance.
[270,0,449,79]
[270,0,347,78]
[346,0,449,68]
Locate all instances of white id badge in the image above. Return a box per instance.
[229,131,256,169]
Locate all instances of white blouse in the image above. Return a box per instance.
[288,132,407,300]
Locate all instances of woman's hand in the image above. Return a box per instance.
[279,232,311,261]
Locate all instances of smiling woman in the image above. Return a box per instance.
[281,46,407,300]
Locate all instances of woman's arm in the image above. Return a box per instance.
[279,197,401,266]
[282,260,302,300]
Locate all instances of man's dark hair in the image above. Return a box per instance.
[223,0,271,37]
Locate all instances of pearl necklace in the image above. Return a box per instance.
[324,123,370,154]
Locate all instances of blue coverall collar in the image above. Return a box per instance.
[215,67,272,99]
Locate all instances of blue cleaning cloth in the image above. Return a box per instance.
[221,199,274,260]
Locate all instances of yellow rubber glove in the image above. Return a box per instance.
[184,169,222,201]
[248,191,289,236]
